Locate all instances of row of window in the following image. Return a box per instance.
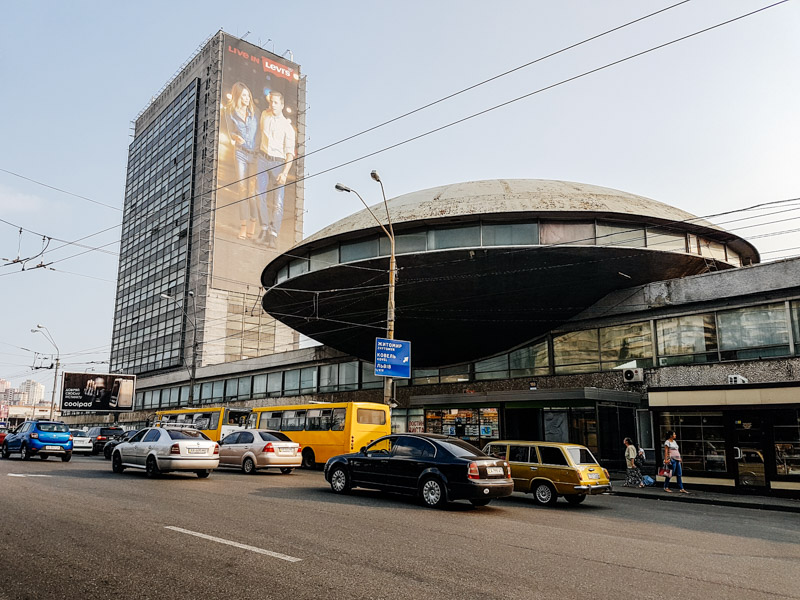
[133,299,800,410]
[274,221,744,284]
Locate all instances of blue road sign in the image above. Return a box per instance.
[375,338,411,379]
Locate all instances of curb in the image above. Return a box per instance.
[611,488,800,514]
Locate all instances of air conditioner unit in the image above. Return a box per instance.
[728,374,749,384]
[623,368,644,383]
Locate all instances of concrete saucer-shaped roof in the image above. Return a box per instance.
[262,179,759,367]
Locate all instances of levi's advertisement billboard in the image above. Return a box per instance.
[213,33,303,293]
[61,372,136,412]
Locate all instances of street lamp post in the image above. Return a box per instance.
[31,325,60,420]
[161,290,198,405]
[335,171,397,406]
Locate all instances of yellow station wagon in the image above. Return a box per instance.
[483,441,611,506]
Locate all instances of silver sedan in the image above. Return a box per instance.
[69,430,93,455]
[218,429,301,474]
[111,427,219,478]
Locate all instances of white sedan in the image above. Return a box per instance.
[111,427,219,478]
[69,430,93,455]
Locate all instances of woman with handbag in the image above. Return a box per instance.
[662,430,689,493]
[623,438,644,488]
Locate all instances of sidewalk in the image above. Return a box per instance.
[610,476,800,514]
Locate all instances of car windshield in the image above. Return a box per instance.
[167,429,210,440]
[259,431,292,442]
[37,423,70,433]
[435,438,487,458]
[101,429,123,436]
[70,430,86,437]
[566,447,598,465]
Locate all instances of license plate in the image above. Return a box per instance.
[487,466,504,476]
[187,448,206,454]
[588,473,600,480]
[45,445,61,451]
[278,448,293,454]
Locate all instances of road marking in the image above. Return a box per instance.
[7,474,53,478]
[164,526,302,562]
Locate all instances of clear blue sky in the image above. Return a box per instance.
[1,1,798,393]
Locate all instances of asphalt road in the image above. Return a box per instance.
[0,454,798,600]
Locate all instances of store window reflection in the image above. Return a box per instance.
[659,412,727,473]
[600,321,652,370]
[656,314,718,366]
[717,303,790,360]
[554,330,599,374]
[774,409,800,477]
[424,407,498,447]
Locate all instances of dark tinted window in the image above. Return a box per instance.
[394,436,435,459]
[435,438,487,458]
[37,423,70,433]
[70,430,86,437]
[129,430,148,443]
[143,429,161,443]
[167,429,210,440]
[538,446,569,466]
[239,432,254,444]
[258,431,292,442]
[509,445,530,462]
[101,428,124,436]
[222,432,240,445]
[124,430,139,440]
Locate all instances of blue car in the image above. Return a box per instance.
[1,420,73,462]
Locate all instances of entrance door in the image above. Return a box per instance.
[733,415,766,489]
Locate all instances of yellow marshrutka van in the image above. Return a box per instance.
[483,441,611,506]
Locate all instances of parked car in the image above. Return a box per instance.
[111,427,219,478]
[69,430,94,455]
[103,429,140,459]
[86,426,125,455]
[324,433,513,508]
[218,429,301,474]
[1,420,73,461]
[483,440,611,506]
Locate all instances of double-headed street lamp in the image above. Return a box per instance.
[335,170,397,406]
[31,324,59,420]
[161,290,198,405]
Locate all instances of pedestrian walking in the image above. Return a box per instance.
[662,430,689,493]
[623,437,644,487]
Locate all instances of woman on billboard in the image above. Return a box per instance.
[224,82,260,239]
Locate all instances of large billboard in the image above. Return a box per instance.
[61,372,136,412]
[213,34,303,292]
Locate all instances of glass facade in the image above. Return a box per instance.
[659,412,727,474]
[111,80,199,374]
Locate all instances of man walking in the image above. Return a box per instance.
[256,91,296,248]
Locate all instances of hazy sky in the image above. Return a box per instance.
[1,1,798,393]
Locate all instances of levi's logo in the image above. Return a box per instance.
[262,56,295,81]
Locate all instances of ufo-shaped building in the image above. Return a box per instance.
[261,179,759,367]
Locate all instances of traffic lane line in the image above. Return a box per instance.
[164,526,302,562]
[8,474,53,477]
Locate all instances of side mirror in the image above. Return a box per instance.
[733,447,742,460]
[360,446,367,454]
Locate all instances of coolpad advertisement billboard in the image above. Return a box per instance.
[61,372,137,412]
[214,34,302,292]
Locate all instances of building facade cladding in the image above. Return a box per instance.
[110,32,307,376]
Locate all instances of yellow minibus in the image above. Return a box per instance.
[154,407,251,441]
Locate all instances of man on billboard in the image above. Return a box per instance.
[256,91,296,248]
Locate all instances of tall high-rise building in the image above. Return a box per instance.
[110,32,306,377]
[18,380,45,405]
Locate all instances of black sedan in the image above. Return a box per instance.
[324,433,513,508]
[102,429,140,459]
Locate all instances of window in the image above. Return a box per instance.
[538,446,568,466]
[222,432,240,445]
[566,447,598,465]
[428,225,481,250]
[475,354,509,380]
[412,369,438,385]
[509,341,549,377]
[282,410,306,431]
[774,409,800,477]
[599,321,652,370]
[238,377,251,400]
[331,408,346,431]
[646,228,686,252]
[267,372,282,397]
[393,436,435,458]
[306,408,332,431]
[130,430,148,443]
[485,444,507,459]
[309,246,339,271]
[339,362,359,391]
[656,314,718,365]
[258,431,292,442]
[143,429,161,443]
[288,257,309,277]
[357,408,386,425]
[482,222,538,246]
[596,223,645,247]
[509,445,530,462]
[717,303,790,360]
[284,370,300,396]
[238,431,254,444]
[167,429,209,440]
[793,301,800,356]
[361,362,383,389]
[252,375,267,399]
[319,364,338,392]
[658,412,726,473]
[262,412,282,430]
[553,330,599,374]
[380,231,427,255]
[340,238,379,262]
[539,221,594,245]
[699,238,726,260]
[300,367,317,394]
[440,364,469,383]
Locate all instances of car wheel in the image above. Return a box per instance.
[145,455,160,478]
[1,443,9,459]
[112,452,125,473]
[242,457,256,475]
[420,476,447,509]
[532,481,558,506]
[40,453,48,460]
[564,494,586,505]
[280,467,293,474]
[196,470,211,479]
[61,453,72,463]
[470,498,491,507]
[301,448,316,469]
[20,444,31,461]
[329,465,350,494]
